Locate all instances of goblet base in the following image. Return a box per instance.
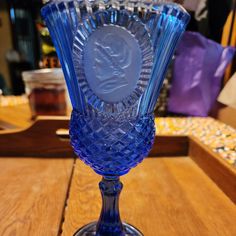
[73,222,143,236]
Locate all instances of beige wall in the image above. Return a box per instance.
[0,0,13,88]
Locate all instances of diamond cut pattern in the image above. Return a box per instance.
[70,110,155,176]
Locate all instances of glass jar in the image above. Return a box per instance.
[22,68,67,118]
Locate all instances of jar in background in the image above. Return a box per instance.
[22,69,67,118]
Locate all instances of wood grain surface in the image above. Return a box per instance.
[61,158,236,236]
[189,136,236,204]
[150,135,189,157]
[0,158,74,236]
[0,104,32,129]
[0,117,74,158]
[0,100,71,130]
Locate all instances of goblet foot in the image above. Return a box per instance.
[73,222,143,236]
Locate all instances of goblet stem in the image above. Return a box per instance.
[96,177,124,236]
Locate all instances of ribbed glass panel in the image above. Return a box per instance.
[41,0,189,176]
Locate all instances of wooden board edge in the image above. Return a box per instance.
[0,116,74,158]
[0,116,70,135]
[149,135,189,157]
[189,136,236,204]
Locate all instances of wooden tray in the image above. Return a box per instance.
[0,117,235,236]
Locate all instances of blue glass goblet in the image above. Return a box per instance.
[41,1,189,235]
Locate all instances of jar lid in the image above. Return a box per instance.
[22,68,64,84]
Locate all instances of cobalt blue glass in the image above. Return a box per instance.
[41,1,190,235]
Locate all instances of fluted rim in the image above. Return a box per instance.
[42,0,190,25]
[41,0,190,114]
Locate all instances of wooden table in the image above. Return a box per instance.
[0,133,236,236]
[61,156,236,236]
[0,103,236,236]
[0,158,74,236]
[1,155,235,236]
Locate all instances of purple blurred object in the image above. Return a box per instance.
[168,31,235,117]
